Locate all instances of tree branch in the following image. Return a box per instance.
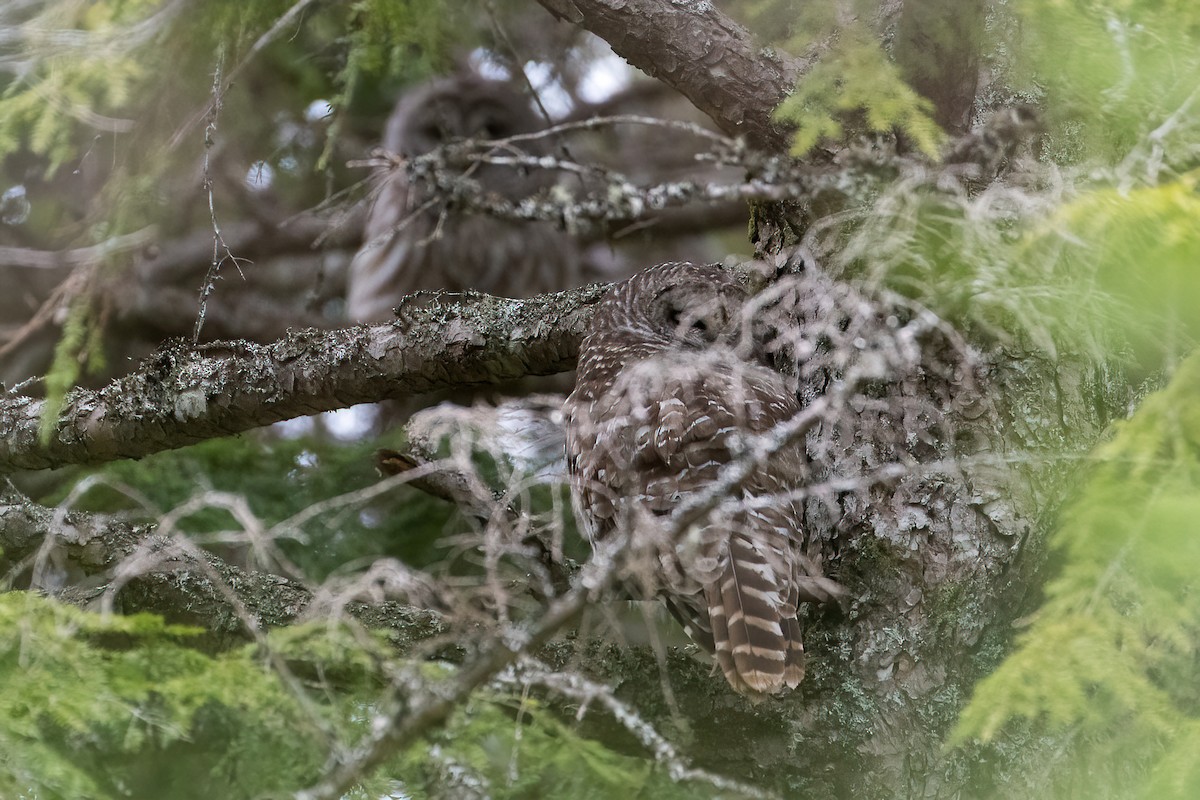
[0,480,447,643]
[536,0,815,151]
[0,477,774,798]
[0,285,607,473]
[0,227,158,270]
[296,536,626,800]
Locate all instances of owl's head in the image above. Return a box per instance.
[384,73,543,156]
[637,263,747,349]
[580,263,750,368]
[380,72,552,202]
[649,275,745,349]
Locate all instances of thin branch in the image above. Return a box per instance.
[384,143,839,229]
[294,533,628,800]
[0,479,447,640]
[375,447,503,521]
[500,112,736,148]
[0,227,156,270]
[0,264,92,360]
[0,480,307,630]
[502,660,778,799]
[166,0,322,150]
[194,48,251,344]
[354,108,1038,248]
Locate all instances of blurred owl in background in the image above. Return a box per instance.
[346,72,584,322]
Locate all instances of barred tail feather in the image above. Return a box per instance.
[706,534,798,697]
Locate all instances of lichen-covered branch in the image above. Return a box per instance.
[0,480,309,633]
[0,481,446,645]
[0,285,607,473]
[536,0,814,150]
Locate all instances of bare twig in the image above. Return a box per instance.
[0,265,92,359]
[502,659,779,799]
[0,479,447,641]
[295,534,628,800]
[499,113,736,148]
[194,48,252,344]
[166,0,322,150]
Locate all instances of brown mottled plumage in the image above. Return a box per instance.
[564,262,843,699]
[346,73,579,322]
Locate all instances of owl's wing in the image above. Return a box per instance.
[566,364,732,539]
[647,360,830,696]
[345,169,422,323]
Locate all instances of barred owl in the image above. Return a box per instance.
[346,73,581,322]
[564,262,844,698]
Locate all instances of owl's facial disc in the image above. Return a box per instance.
[655,284,740,347]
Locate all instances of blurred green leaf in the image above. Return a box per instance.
[952,351,1200,798]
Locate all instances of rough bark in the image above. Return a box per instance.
[536,0,818,151]
[892,0,985,134]
[0,285,606,473]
